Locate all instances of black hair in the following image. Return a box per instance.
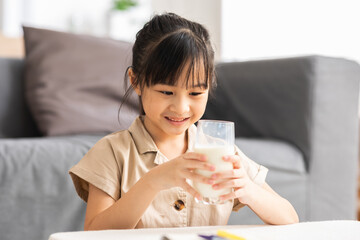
[120,12,215,116]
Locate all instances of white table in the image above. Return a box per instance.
[49,220,360,240]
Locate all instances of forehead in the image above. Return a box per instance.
[173,60,208,88]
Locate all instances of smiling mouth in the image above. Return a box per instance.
[165,117,190,122]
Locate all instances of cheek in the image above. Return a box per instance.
[194,96,209,115]
[140,93,152,115]
[141,94,163,115]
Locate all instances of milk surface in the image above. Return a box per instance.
[193,145,234,198]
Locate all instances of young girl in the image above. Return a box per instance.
[69,12,299,230]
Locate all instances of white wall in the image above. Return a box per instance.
[222,0,360,63]
[1,0,222,58]
[10,0,113,36]
[1,0,359,63]
[0,0,3,30]
[1,0,26,37]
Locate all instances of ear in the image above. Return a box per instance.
[128,68,141,96]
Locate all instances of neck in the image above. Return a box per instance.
[157,132,188,160]
[143,117,188,159]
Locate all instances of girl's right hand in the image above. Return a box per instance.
[146,152,216,200]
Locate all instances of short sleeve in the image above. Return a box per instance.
[232,145,268,211]
[69,136,121,202]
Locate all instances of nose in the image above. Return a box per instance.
[170,94,190,115]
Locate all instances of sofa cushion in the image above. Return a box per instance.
[23,26,139,136]
[236,137,306,174]
[0,135,103,240]
[229,137,307,225]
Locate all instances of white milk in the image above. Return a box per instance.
[193,145,234,203]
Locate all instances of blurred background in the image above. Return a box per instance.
[0,0,359,63]
[0,0,360,228]
[0,0,359,221]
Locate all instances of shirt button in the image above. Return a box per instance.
[174,199,185,211]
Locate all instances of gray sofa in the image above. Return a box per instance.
[0,55,359,240]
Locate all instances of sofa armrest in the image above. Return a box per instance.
[205,55,360,219]
[304,56,359,220]
[0,57,39,138]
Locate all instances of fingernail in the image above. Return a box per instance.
[201,155,207,161]
[209,165,216,171]
[213,185,219,190]
[208,179,215,184]
[223,156,229,160]
[211,174,217,179]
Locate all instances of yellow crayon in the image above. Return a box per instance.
[217,230,246,240]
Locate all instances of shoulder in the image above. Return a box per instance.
[97,129,134,148]
[81,130,135,162]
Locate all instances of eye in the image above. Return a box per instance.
[189,92,202,96]
[160,91,173,95]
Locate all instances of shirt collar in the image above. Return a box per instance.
[128,116,158,154]
[128,116,197,165]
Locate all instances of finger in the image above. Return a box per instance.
[182,170,215,185]
[180,180,203,201]
[220,187,248,202]
[183,159,216,171]
[219,190,238,202]
[183,152,207,161]
[212,179,246,190]
[222,155,242,168]
[210,169,243,180]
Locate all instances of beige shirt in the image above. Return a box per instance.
[69,116,268,228]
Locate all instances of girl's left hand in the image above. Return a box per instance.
[210,154,258,204]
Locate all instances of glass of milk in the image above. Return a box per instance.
[193,120,235,204]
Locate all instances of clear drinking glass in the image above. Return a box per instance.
[193,120,235,204]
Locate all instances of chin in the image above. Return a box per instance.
[166,125,189,135]
[169,129,188,136]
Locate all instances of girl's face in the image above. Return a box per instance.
[133,66,209,141]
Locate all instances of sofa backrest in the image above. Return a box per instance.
[0,57,40,138]
[205,57,313,161]
[204,55,360,168]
